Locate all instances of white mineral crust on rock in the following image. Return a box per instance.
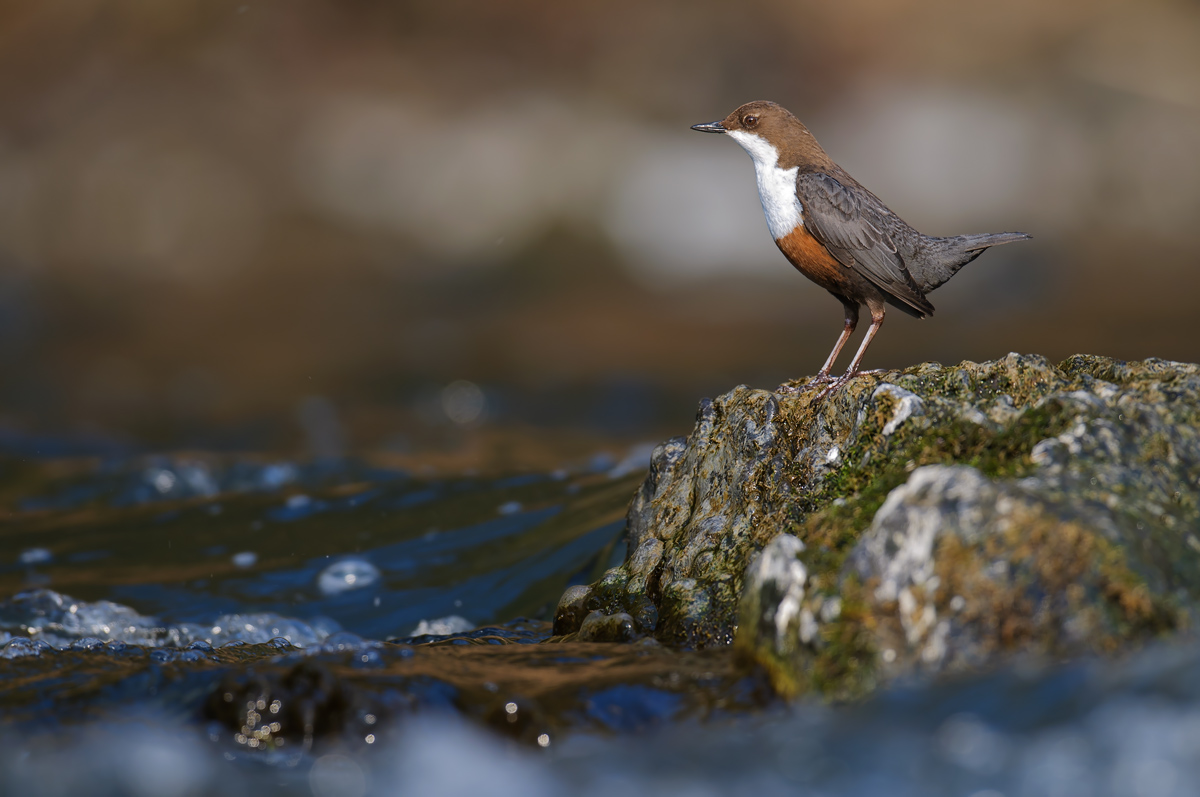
[854,465,993,604]
[872,384,926,436]
[745,534,808,649]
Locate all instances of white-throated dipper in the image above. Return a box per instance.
[692,101,1031,392]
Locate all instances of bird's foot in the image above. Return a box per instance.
[815,370,861,401]
[776,372,834,394]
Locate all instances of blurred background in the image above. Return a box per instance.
[0,0,1197,462]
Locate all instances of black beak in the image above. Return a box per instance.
[690,120,727,134]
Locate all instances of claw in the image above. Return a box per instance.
[814,367,891,400]
[815,379,847,401]
[815,371,861,401]
[776,372,834,394]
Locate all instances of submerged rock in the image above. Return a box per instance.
[205,661,383,751]
[554,354,1200,696]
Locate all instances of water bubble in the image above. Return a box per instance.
[497,500,522,515]
[231,551,257,568]
[18,548,52,565]
[269,493,328,522]
[149,469,177,493]
[258,462,297,490]
[317,559,381,596]
[174,461,218,497]
[441,380,486,425]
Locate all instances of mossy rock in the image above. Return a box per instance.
[554,354,1200,696]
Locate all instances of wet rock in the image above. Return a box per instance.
[552,585,592,635]
[737,535,811,672]
[576,611,639,643]
[556,354,1200,697]
[205,661,382,750]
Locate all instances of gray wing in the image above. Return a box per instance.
[796,172,933,315]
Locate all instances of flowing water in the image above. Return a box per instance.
[0,445,1197,796]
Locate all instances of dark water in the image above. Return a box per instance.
[1,448,1198,796]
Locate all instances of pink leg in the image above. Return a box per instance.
[817,303,859,377]
[842,309,883,377]
[817,306,885,398]
[778,303,858,393]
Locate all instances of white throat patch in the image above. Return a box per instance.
[727,129,803,241]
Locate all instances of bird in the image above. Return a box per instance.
[691,101,1030,393]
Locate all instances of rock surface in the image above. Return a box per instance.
[553,354,1200,696]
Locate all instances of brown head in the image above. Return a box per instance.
[691,101,834,171]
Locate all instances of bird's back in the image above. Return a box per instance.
[823,167,1031,296]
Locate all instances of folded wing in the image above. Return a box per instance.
[796,172,934,316]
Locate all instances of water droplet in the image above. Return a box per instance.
[317,559,381,596]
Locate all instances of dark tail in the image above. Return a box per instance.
[956,231,1033,251]
[917,231,1032,292]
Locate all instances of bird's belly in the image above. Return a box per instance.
[775,225,856,294]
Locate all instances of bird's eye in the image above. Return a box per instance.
[743,115,758,127]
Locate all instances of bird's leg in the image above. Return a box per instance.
[842,307,884,376]
[818,305,885,398]
[816,302,860,379]
[778,302,858,394]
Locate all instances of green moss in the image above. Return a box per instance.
[790,396,1073,581]
[1141,432,1173,465]
[807,582,878,700]
[1058,354,1119,383]
[1094,536,1181,637]
[890,354,1061,409]
[928,512,1182,662]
